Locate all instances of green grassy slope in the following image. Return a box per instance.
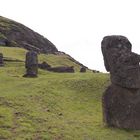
[0,46,81,71]
[0,47,140,140]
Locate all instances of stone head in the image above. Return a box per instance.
[101,35,132,71]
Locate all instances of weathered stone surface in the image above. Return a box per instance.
[38,61,51,70]
[23,51,38,77]
[101,35,140,88]
[103,84,140,129]
[0,53,4,66]
[101,35,140,129]
[80,67,86,73]
[47,66,74,73]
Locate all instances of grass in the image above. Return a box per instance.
[0,47,81,71]
[0,47,140,139]
[0,16,20,30]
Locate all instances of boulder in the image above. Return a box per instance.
[38,61,51,70]
[80,67,86,73]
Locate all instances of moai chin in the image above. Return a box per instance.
[23,51,38,77]
[0,53,4,66]
[101,35,140,129]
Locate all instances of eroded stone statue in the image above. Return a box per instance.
[101,35,140,129]
[23,51,38,77]
[0,53,4,66]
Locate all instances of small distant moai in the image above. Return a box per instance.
[101,35,140,129]
[23,51,38,77]
[80,67,86,72]
[0,53,4,66]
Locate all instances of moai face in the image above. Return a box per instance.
[101,35,140,88]
[101,35,132,72]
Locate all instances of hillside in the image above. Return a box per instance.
[0,16,90,70]
[0,47,140,140]
[0,46,83,72]
[0,16,58,54]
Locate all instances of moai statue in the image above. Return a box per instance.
[23,51,38,77]
[0,53,4,66]
[101,35,140,129]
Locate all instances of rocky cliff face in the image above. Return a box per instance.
[0,16,58,53]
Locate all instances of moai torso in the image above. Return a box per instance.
[0,53,4,66]
[24,51,38,77]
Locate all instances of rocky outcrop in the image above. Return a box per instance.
[101,35,140,129]
[0,16,58,54]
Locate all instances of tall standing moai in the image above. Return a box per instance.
[23,51,38,77]
[101,35,140,129]
[0,53,4,66]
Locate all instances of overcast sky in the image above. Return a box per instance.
[0,0,140,72]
